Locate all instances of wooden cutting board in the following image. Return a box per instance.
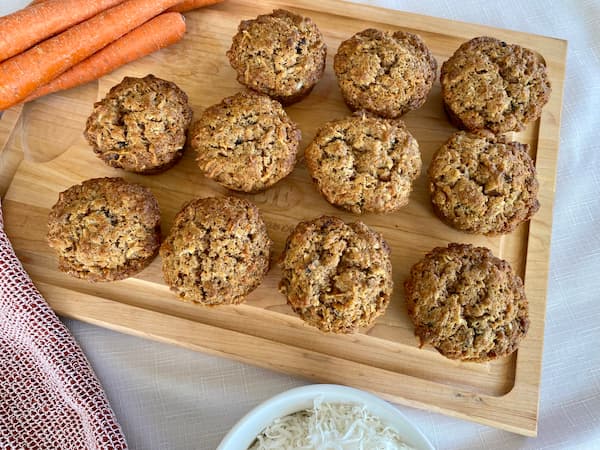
[0,0,566,436]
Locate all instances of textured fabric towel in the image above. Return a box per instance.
[0,198,127,449]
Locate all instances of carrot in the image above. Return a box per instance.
[167,0,223,13]
[25,13,186,102]
[0,0,126,62]
[0,0,182,110]
[30,0,223,13]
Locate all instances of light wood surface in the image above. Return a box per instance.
[0,0,566,436]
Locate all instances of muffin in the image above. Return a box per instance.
[160,196,271,305]
[227,9,327,105]
[429,131,539,235]
[440,36,552,133]
[47,177,161,282]
[279,216,393,333]
[404,243,529,362]
[334,29,437,118]
[84,74,193,174]
[189,91,301,193]
[305,112,421,214]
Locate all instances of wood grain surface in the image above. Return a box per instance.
[0,0,566,436]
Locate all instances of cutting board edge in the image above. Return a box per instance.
[40,280,538,437]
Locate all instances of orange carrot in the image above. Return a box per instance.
[0,0,126,62]
[167,0,223,13]
[0,0,182,110]
[30,0,222,13]
[25,13,186,102]
[30,0,223,12]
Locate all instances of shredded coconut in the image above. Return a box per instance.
[249,398,416,450]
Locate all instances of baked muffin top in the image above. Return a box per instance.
[428,131,539,235]
[47,177,161,282]
[441,36,551,133]
[279,215,393,333]
[189,91,301,193]
[404,243,529,362]
[84,74,193,174]
[305,112,421,214]
[227,9,327,105]
[334,29,437,118]
[160,196,271,305]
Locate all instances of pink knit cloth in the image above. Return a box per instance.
[0,199,128,449]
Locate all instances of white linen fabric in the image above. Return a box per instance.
[2,0,599,449]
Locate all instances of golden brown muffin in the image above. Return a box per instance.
[334,29,437,118]
[84,74,193,174]
[47,177,161,282]
[227,9,327,105]
[404,243,529,362]
[440,36,551,133]
[189,91,301,193]
[279,216,393,333]
[428,131,539,235]
[305,112,421,214]
[160,196,272,305]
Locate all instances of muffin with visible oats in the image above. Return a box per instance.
[440,36,551,133]
[334,29,437,118]
[84,74,193,174]
[47,177,161,282]
[189,91,301,193]
[305,111,421,214]
[227,9,327,105]
[428,131,539,235]
[404,243,529,362]
[160,196,271,305]
[279,216,393,333]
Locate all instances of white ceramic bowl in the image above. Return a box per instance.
[217,384,434,450]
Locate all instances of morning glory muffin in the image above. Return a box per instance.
[305,111,421,214]
[440,36,551,133]
[189,91,301,193]
[160,196,271,305]
[334,28,437,118]
[227,9,327,105]
[279,216,393,333]
[84,74,193,174]
[428,131,539,235]
[47,177,161,281]
[404,243,530,362]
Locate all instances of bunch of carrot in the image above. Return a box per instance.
[0,0,223,110]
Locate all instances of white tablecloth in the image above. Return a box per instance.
[2,1,599,449]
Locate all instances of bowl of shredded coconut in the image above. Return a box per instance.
[217,384,434,450]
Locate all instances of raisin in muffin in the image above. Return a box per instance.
[279,216,393,333]
[160,196,271,305]
[189,91,301,193]
[440,36,551,133]
[305,111,421,214]
[84,74,193,174]
[227,9,327,105]
[334,29,437,118]
[404,243,529,362]
[429,131,539,235]
[47,177,161,281]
